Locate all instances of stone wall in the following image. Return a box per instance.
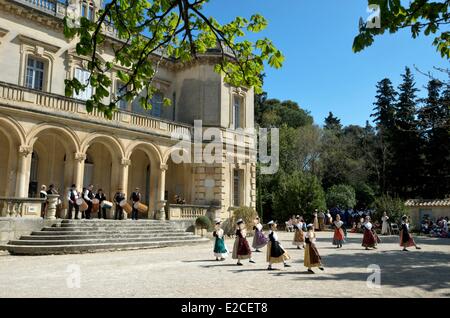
[0,217,59,245]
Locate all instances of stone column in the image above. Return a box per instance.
[73,152,86,190]
[157,164,168,220]
[15,145,33,197]
[119,158,131,197]
[46,194,59,220]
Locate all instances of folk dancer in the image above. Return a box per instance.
[113,187,126,220]
[67,184,80,219]
[362,216,379,250]
[213,219,228,261]
[332,214,346,248]
[232,219,255,265]
[304,224,324,273]
[318,210,325,231]
[252,216,268,252]
[83,184,95,219]
[95,189,107,219]
[267,221,291,270]
[381,211,391,235]
[39,185,47,218]
[400,215,421,251]
[292,215,305,249]
[130,187,141,220]
[313,209,320,231]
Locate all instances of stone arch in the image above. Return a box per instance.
[81,133,125,159]
[162,146,192,165]
[27,123,80,153]
[0,115,26,146]
[126,141,162,164]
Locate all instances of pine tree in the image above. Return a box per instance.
[371,78,397,194]
[324,112,342,131]
[419,79,450,198]
[391,67,422,197]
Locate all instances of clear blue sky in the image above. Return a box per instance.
[203,0,449,126]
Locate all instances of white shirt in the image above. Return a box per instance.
[215,228,224,239]
[84,189,92,202]
[305,231,316,243]
[255,223,263,231]
[67,189,79,203]
[334,220,343,228]
[363,222,373,230]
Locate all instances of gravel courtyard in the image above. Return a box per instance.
[0,231,449,298]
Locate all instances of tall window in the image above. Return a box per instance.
[233,169,241,207]
[81,1,95,21]
[74,68,93,101]
[116,81,128,110]
[233,95,244,129]
[25,57,44,91]
[131,91,163,117]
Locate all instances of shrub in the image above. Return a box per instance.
[373,195,407,224]
[195,215,211,230]
[223,206,258,236]
[326,184,356,210]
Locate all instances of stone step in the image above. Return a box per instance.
[6,238,210,255]
[42,226,175,231]
[20,233,195,240]
[9,235,202,246]
[31,229,186,236]
[59,220,169,226]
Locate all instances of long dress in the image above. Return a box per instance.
[266,231,290,264]
[362,222,378,248]
[313,213,319,230]
[304,231,322,268]
[232,229,252,260]
[292,222,305,246]
[381,216,390,235]
[252,223,268,249]
[399,223,416,247]
[213,228,229,258]
[332,220,345,246]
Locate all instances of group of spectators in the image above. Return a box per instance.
[421,216,449,238]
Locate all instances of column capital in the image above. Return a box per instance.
[121,158,131,166]
[74,152,86,162]
[19,145,32,157]
[160,164,168,171]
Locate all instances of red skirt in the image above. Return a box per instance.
[362,229,377,247]
[399,232,416,247]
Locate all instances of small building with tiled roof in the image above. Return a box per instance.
[405,199,450,227]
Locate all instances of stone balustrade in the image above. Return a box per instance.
[0,81,192,139]
[0,197,45,217]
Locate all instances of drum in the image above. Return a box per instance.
[92,198,100,213]
[134,202,148,213]
[101,200,113,209]
[76,198,88,212]
[119,199,132,214]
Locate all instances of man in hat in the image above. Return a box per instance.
[130,187,141,220]
[67,184,80,219]
[40,185,47,218]
[113,186,126,220]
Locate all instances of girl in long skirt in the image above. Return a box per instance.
[362,216,379,250]
[313,210,319,231]
[292,216,305,249]
[400,215,421,251]
[267,221,291,270]
[232,219,255,265]
[252,216,268,252]
[332,214,346,248]
[304,224,324,273]
[381,211,390,235]
[213,219,228,261]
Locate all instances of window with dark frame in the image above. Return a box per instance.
[25,57,44,91]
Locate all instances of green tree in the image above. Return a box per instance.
[63,0,284,116]
[324,112,342,131]
[326,184,357,210]
[373,195,407,224]
[354,0,449,58]
[272,171,326,222]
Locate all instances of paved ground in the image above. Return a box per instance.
[0,231,449,298]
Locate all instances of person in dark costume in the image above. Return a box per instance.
[130,187,141,220]
[232,219,255,265]
[95,188,107,219]
[266,221,291,270]
[400,215,421,251]
[113,187,126,220]
[83,184,94,219]
[39,185,47,218]
[252,216,268,252]
[213,219,228,261]
[304,224,324,273]
[67,184,80,219]
[362,216,379,250]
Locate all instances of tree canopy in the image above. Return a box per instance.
[63,0,284,117]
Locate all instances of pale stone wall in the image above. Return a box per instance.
[408,206,450,228]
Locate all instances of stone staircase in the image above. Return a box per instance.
[5,219,209,255]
